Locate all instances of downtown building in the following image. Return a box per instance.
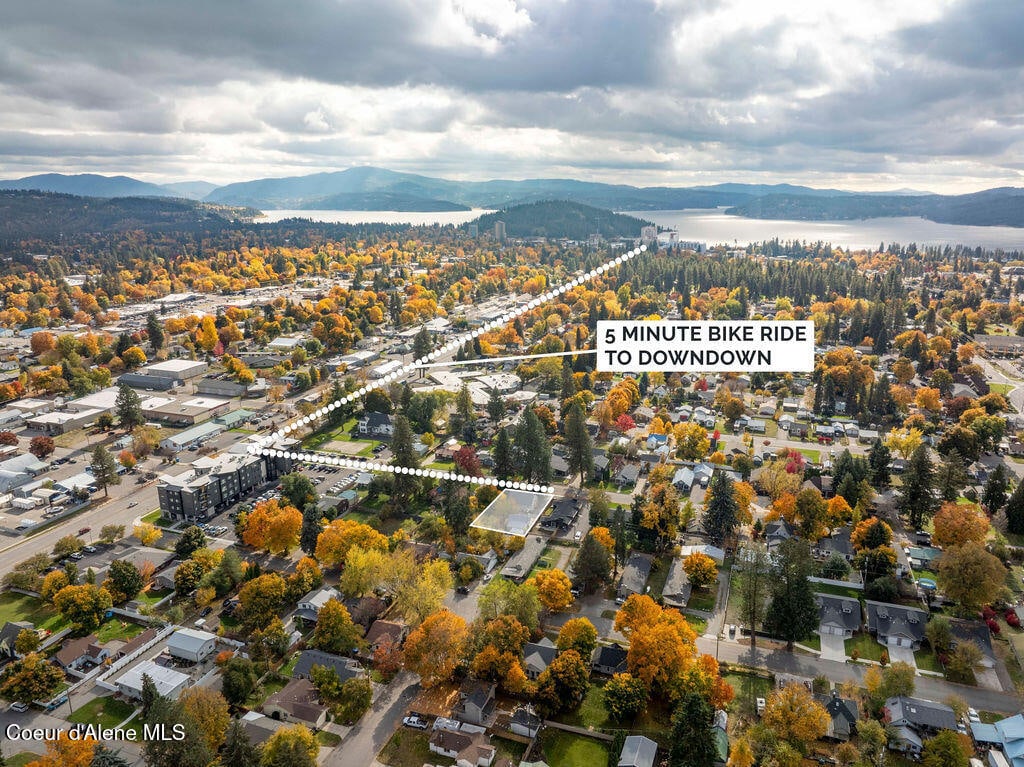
[156,450,292,522]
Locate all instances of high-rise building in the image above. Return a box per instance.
[495,221,506,242]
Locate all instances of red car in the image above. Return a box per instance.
[77,527,91,536]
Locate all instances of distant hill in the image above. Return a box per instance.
[161,180,219,199]
[299,191,469,212]
[726,187,1024,227]
[0,190,254,243]
[204,166,744,210]
[470,200,651,240]
[0,173,179,199]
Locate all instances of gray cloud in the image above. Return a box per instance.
[0,0,1021,191]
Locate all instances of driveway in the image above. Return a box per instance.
[819,632,847,662]
[888,645,917,669]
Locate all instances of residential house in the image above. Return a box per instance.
[883,696,957,756]
[969,713,1024,767]
[592,644,628,676]
[815,691,860,741]
[617,552,653,604]
[522,638,558,680]
[591,450,610,482]
[500,535,546,583]
[428,728,496,767]
[550,454,570,478]
[814,527,854,561]
[456,548,499,575]
[789,422,810,439]
[865,601,928,649]
[295,586,344,623]
[803,475,833,497]
[53,634,109,671]
[0,620,33,659]
[263,678,328,729]
[618,735,658,767]
[364,620,407,656]
[672,466,696,492]
[764,519,796,553]
[356,411,393,439]
[167,628,218,663]
[613,463,640,487]
[816,594,862,638]
[906,547,942,570]
[292,649,364,682]
[679,544,726,564]
[510,706,542,738]
[539,497,582,531]
[661,558,691,609]
[453,680,496,726]
[950,619,996,669]
[343,596,387,631]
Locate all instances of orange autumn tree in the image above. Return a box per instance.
[589,526,615,552]
[242,499,303,555]
[27,732,97,767]
[403,609,468,688]
[932,502,989,549]
[315,519,389,568]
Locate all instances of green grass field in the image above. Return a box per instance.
[687,587,717,612]
[95,618,145,643]
[378,730,445,767]
[845,632,885,661]
[0,592,67,633]
[555,682,610,729]
[540,730,609,767]
[68,696,139,734]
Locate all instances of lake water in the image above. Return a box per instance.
[259,207,1024,250]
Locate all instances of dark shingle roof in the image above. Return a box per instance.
[816,594,862,632]
[865,601,927,643]
[291,649,363,682]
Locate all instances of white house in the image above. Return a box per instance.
[117,660,189,700]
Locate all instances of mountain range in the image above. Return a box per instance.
[1,168,1022,227]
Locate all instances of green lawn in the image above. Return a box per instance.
[555,682,610,730]
[796,448,821,463]
[645,556,672,600]
[69,696,139,733]
[135,587,172,606]
[539,730,609,767]
[317,730,342,747]
[724,672,772,718]
[989,383,1014,396]
[279,652,301,677]
[249,674,289,707]
[845,632,885,662]
[141,509,173,526]
[379,730,452,767]
[687,587,717,612]
[683,614,708,635]
[6,754,38,767]
[0,592,67,633]
[95,618,145,643]
[811,583,863,600]
[915,648,944,674]
[601,609,618,620]
[801,634,821,651]
[493,737,528,765]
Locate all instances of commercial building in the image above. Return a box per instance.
[167,628,218,663]
[26,408,105,435]
[156,451,292,522]
[143,396,232,426]
[144,359,208,380]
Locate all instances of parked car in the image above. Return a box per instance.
[9,702,29,712]
[83,545,96,553]
[127,501,138,508]
[403,716,428,729]
[77,527,91,535]
[456,586,470,595]
[70,552,84,560]
[200,606,213,617]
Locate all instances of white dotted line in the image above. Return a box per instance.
[253,244,647,490]
[257,244,647,446]
[248,445,554,494]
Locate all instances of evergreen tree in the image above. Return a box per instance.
[412,326,432,360]
[326,380,347,427]
[564,403,594,485]
[899,444,938,529]
[115,383,144,430]
[983,464,1009,512]
[300,504,323,555]
[572,533,611,594]
[89,445,121,497]
[1007,481,1024,536]
[219,719,260,767]
[486,387,506,423]
[493,427,514,480]
[703,470,738,546]
[141,673,159,718]
[560,363,577,405]
[146,313,165,351]
[390,415,419,502]
[451,383,475,439]
[513,408,551,484]
[92,746,133,767]
[764,539,819,651]
[737,544,772,650]
[441,481,472,537]
[611,505,628,574]
[935,449,969,502]
[868,440,891,487]
[143,692,213,767]
[668,691,718,767]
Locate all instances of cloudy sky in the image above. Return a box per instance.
[2,0,1022,192]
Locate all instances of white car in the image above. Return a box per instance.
[9,702,29,712]
[403,716,428,729]
[968,708,981,723]
[573,530,582,542]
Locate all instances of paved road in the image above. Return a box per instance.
[324,671,420,767]
[699,638,1022,713]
